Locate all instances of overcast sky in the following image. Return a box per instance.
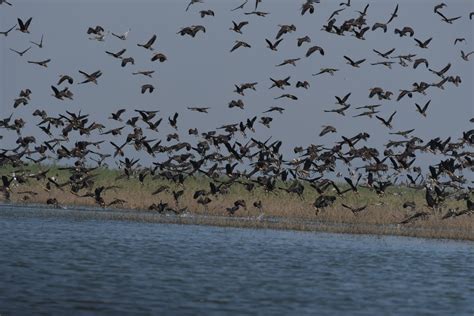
[0,0,473,172]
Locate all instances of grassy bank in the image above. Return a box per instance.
[1,165,472,240]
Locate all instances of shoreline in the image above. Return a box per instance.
[2,202,473,242]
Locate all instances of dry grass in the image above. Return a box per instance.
[1,165,472,240]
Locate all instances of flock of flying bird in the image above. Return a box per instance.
[0,0,473,224]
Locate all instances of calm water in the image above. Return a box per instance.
[0,207,473,315]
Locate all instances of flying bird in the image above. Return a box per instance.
[297,36,311,47]
[200,10,215,18]
[58,75,74,85]
[376,111,397,129]
[0,24,16,36]
[132,70,155,78]
[185,0,203,11]
[394,26,414,37]
[373,48,395,59]
[137,34,157,50]
[141,84,154,94]
[78,70,102,84]
[151,53,167,62]
[415,100,431,117]
[106,48,126,59]
[415,37,432,49]
[276,58,300,67]
[9,46,31,56]
[30,34,44,48]
[230,40,251,52]
[187,107,210,113]
[461,50,474,61]
[436,11,461,24]
[312,68,339,76]
[27,59,51,68]
[319,125,337,137]
[16,17,32,33]
[265,38,283,51]
[230,21,249,34]
[344,56,365,67]
[306,45,325,57]
[231,0,248,11]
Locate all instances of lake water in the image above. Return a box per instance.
[0,206,473,315]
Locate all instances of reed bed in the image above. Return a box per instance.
[1,165,472,240]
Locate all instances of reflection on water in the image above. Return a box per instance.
[0,207,473,315]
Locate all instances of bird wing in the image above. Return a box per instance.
[230,42,241,52]
[388,111,397,123]
[146,34,157,46]
[343,55,354,64]
[423,100,431,111]
[25,17,33,29]
[17,18,25,30]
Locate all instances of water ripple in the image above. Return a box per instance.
[0,207,473,315]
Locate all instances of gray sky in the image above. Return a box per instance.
[0,0,473,172]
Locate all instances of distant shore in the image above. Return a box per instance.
[1,166,472,241]
[1,201,473,241]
